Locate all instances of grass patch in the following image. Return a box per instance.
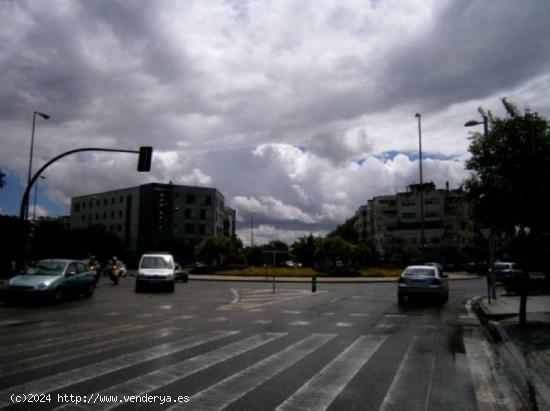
[360,267,402,278]
[211,266,402,278]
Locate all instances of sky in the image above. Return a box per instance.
[1,0,550,245]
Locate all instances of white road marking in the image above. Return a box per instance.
[253,320,272,325]
[464,336,517,409]
[1,323,139,356]
[177,334,336,411]
[56,333,286,411]
[0,330,238,408]
[211,317,229,322]
[276,334,388,410]
[290,321,311,326]
[350,313,370,317]
[335,322,353,328]
[0,327,181,376]
[281,310,301,315]
[323,312,335,316]
[380,337,436,411]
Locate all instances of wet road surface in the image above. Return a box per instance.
[0,277,521,410]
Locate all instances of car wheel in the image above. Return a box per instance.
[167,282,175,293]
[398,294,406,305]
[53,288,65,302]
[182,275,188,283]
[84,284,95,298]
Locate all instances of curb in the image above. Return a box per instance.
[188,274,481,283]
[471,297,550,410]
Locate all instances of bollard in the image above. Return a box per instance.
[312,276,317,293]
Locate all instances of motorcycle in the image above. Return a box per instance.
[109,264,121,285]
[89,262,101,284]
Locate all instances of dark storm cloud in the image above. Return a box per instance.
[382,0,550,112]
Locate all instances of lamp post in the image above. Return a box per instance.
[32,175,46,220]
[251,212,255,247]
[415,113,426,249]
[27,111,50,220]
[466,113,494,301]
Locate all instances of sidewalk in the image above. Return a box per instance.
[475,293,550,410]
[188,272,478,283]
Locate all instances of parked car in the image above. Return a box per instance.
[490,261,523,283]
[175,263,188,283]
[397,265,449,305]
[424,262,444,275]
[3,259,95,303]
[135,252,176,292]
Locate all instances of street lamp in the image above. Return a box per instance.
[32,175,46,220]
[415,113,425,249]
[27,111,50,220]
[251,212,255,247]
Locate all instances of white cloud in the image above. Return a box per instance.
[0,0,549,245]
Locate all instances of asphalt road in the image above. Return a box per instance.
[0,277,521,410]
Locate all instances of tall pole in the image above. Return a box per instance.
[32,175,46,220]
[251,212,255,247]
[415,113,425,249]
[27,111,50,220]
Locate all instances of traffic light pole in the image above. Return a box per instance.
[18,146,152,269]
[19,147,150,221]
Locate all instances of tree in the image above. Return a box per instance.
[465,98,550,235]
[328,216,359,243]
[290,234,319,267]
[465,98,550,326]
[316,236,353,266]
[196,236,244,267]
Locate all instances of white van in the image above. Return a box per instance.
[135,252,176,292]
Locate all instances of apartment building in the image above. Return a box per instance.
[355,182,471,256]
[70,183,236,252]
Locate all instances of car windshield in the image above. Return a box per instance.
[494,263,511,270]
[141,256,173,269]
[403,267,436,277]
[26,261,66,276]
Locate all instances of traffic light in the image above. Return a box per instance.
[137,146,153,172]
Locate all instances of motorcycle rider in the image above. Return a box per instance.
[86,254,101,283]
[107,256,121,284]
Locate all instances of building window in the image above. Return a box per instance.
[199,224,206,235]
[82,202,86,210]
[205,195,211,206]
[89,201,93,208]
[104,199,108,206]
[185,223,195,234]
[95,213,99,220]
[186,194,196,205]
[96,200,100,207]
[119,196,124,204]
[81,215,86,221]
[103,212,107,219]
[402,212,416,219]
[118,224,122,232]
[200,209,206,220]
[426,211,440,218]
[111,211,115,218]
[402,200,415,206]
[111,198,115,204]
[185,209,192,219]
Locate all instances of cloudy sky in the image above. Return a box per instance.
[1,0,550,245]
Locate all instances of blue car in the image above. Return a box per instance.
[4,259,96,303]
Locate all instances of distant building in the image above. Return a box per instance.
[355,182,476,259]
[69,183,236,252]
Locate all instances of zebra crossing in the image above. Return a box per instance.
[219,287,323,310]
[0,315,522,411]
